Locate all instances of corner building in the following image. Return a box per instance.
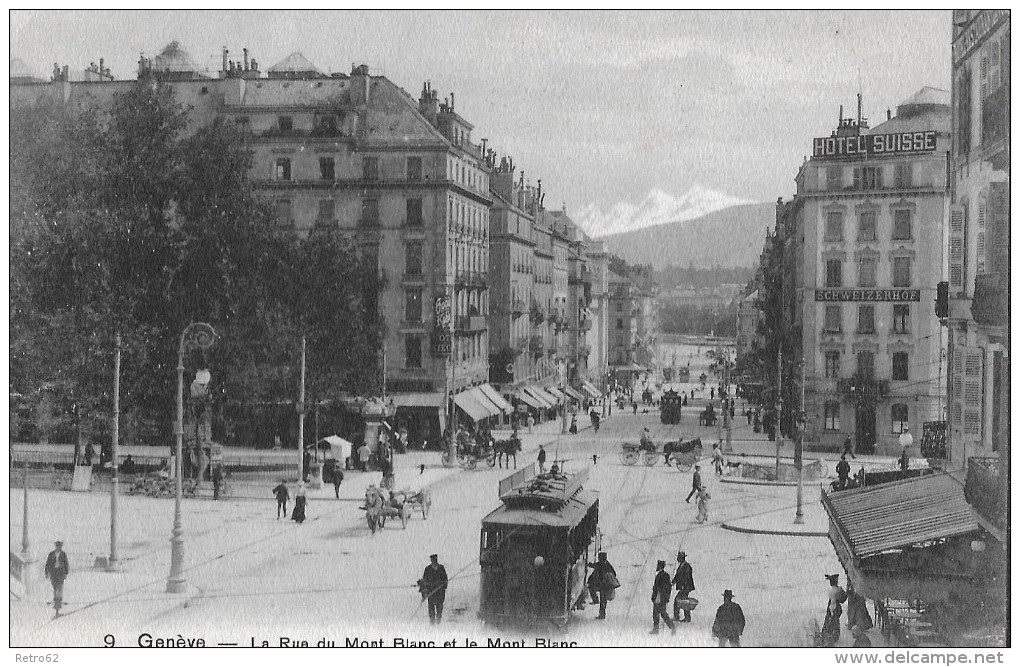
[798,90,950,455]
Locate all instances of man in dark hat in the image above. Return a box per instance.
[712,589,745,647]
[650,560,676,634]
[420,554,448,624]
[672,551,696,622]
[44,541,70,614]
[685,465,703,503]
[585,551,618,620]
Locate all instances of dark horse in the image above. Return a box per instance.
[495,436,522,469]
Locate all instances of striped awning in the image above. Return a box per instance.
[563,386,584,401]
[454,388,494,422]
[389,392,445,408]
[478,384,513,413]
[823,473,979,559]
[581,381,603,399]
[544,386,566,402]
[516,391,543,410]
[529,386,559,406]
[523,387,553,409]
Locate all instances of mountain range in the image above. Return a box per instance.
[574,187,775,269]
[597,201,776,269]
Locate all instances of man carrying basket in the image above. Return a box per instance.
[672,551,696,623]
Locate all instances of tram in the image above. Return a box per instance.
[478,463,599,627]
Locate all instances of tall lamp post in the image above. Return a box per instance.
[108,333,122,571]
[167,322,216,594]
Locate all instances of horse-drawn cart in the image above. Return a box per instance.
[362,485,432,533]
[619,438,703,471]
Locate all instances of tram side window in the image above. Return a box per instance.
[481,528,500,551]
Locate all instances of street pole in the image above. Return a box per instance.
[447,339,457,467]
[167,323,215,594]
[108,333,121,571]
[794,360,806,524]
[776,348,783,473]
[724,351,733,455]
[298,335,306,482]
[21,460,31,561]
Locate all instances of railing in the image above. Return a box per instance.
[965,457,1005,530]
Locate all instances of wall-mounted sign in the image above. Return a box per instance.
[431,329,451,357]
[815,289,921,302]
[434,295,452,330]
[812,131,937,159]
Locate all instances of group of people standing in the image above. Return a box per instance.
[587,550,746,646]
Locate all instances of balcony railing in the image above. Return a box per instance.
[965,457,1005,531]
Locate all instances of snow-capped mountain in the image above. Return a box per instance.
[575,185,757,238]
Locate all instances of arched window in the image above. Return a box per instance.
[891,404,909,434]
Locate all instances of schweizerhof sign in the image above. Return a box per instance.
[812,130,937,159]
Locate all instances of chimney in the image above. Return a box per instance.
[839,104,843,125]
[242,48,249,71]
[856,92,862,128]
[450,92,455,111]
[887,108,892,120]
[222,47,228,75]
[481,138,488,157]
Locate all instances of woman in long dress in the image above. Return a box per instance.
[695,485,711,523]
[292,483,307,523]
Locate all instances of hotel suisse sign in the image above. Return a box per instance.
[815,289,921,302]
[813,131,937,159]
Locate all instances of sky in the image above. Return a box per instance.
[9,10,953,234]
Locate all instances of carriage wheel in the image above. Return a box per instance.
[676,460,693,472]
[620,451,639,466]
[642,451,659,466]
[464,458,477,471]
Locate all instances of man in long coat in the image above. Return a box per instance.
[421,554,449,624]
[44,541,70,614]
[712,589,746,646]
[672,551,696,622]
[685,465,702,503]
[585,551,617,620]
[650,560,676,634]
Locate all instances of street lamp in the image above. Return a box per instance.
[167,322,216,594]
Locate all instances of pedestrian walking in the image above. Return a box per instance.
[538,445,547,474]
[83,441,95,467]
[650,560,676,634]
[302,448,312,483]
[527,413,535,434]
[672,551,696,623]
[419,554,448,624]
[569,414,578,435]
[585,551,619,620]
[685,464,702,503]
[331,463,344,499]
[712,590,746,647]
[821,573,847,646]
[712,442,724,475]
[695,485,711,523]
[272,479,289,519]
[358,443,371,472]
[841,435,856,459]
[836,455,851,489]
[291,483,307,523]
[44,541,70,615]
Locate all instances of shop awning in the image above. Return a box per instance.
[563,386,584,401]
[478,384,513,413]
[823,474,979,559]
[471,387,503,415]
[454,389,494,422]
[544,386,566,402]
[581,381,603,398]
[529,386,559,406]
[515,391,543,410]
[389,392,446,408]
[523,387,553,409]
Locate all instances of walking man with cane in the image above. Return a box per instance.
[44,541,70,615]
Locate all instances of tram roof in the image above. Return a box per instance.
[481,490,598,528]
